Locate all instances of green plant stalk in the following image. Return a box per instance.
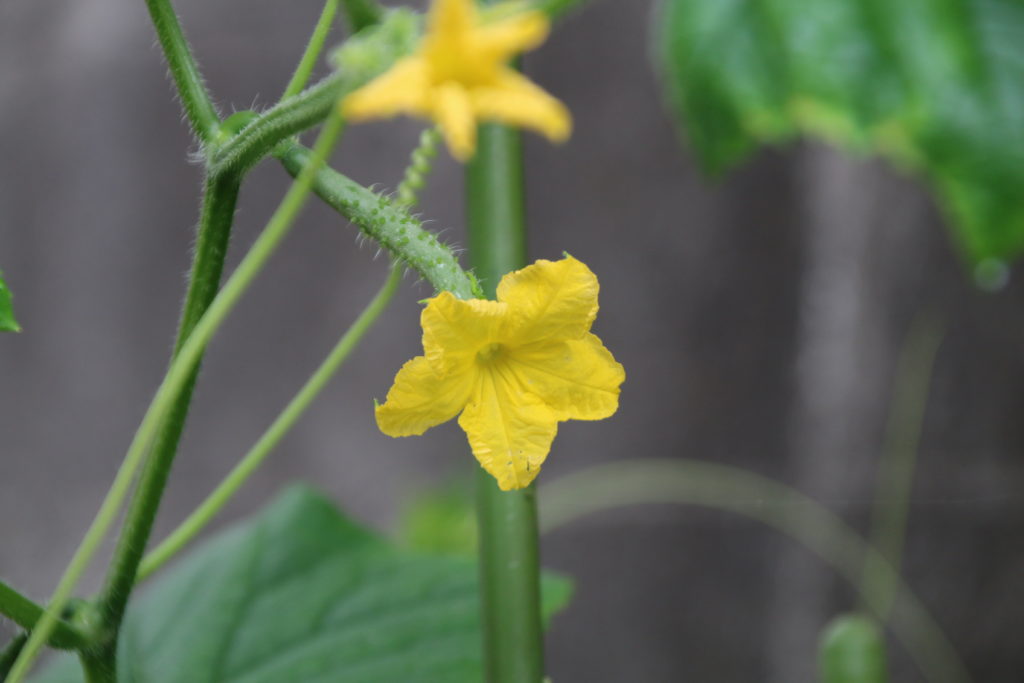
[861,315,944,621]
[211,73,348,176]
[138,264,402,581]
[0,636,27,680]
[277,143,478,298]
[139,126,442,580]
[93,173,241,642]
[465,122,544,683]
[538,459,972,683]
[143,0,220,143]
[5,113,345,683]
[0,581,85,650]
[282,0,340,101]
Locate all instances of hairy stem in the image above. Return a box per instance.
[138,264,402,581]
[277,143,478,298]
[143,0,220,143]
[465,122,544,683]
[6,113,344,683]
[0,635,27,680]
[210,74,347,176]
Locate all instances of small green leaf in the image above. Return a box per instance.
[818,614,888,683]
[654,0,1024,264]
[33,486,570,683]
[0,270,20,332]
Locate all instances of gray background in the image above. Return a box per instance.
[2,0,1023,681]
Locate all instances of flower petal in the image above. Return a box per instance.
[427,0,476,41]
[506,333,625,421]
[421,292,510,375]
[375,356,475,437]
[433,83,477,160]
[458,367,558,490]
[471,69,572,144]
[342,57,430,121]
[497,255,598,343]
[474,12,550,62]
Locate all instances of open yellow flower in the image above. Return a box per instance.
[376,256,624,490]
[342,0,572,160]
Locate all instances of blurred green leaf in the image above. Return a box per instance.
[0,270,20,332]
[654,0,1024,264]
[819,614,889,683]
[398,480,478,556]
[34,486,571,682]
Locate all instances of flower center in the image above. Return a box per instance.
[476,342,504,364]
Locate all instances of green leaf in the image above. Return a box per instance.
[397,480,478,556]
[818,614,889,683]
[34,486,571,683]
[0,270,20,332]
[654,0,1024,264]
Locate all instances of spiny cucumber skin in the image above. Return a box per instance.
[278,144,479,300]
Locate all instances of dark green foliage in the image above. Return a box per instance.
[33,487,571,683]
[655,0,1024,263]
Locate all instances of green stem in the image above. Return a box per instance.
[277,143,478,298]
[538,459,972,683]
[138,264,402,581]
[138,126,442,580]
[0,582,85,650]
[210,74,347,176]
[282,0,340,101]
[143,0,220,143]
[78,651,115,683]
[465,123,543,683]
[861,314,944,620]
[94,173,241,641]
[0,635,27,680]
[5,114,345,683]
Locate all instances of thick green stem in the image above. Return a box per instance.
[78,651,115,683]
[0,582,85,650]
[143,0,220,143]
[94,173,241,642]
[138,264,402,581]
[465,123,544,682]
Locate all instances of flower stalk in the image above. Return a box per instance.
[465,122,545,681]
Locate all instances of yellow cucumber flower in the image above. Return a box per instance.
[376,256,624,490]
[342,0,572,161]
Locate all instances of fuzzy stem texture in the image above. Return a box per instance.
[143,0,220,143]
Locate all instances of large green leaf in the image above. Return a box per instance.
[34,486,571,682]
[655,0,1024,264]
[0,270,19,332]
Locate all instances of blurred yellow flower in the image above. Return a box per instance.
[376,256,624,490]
[342,0,572,161]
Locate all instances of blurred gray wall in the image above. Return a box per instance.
[2,0,1023,681]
